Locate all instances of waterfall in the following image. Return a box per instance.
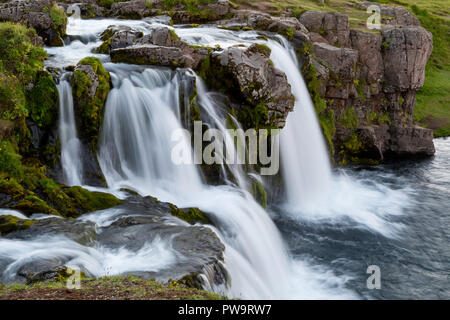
[97,67,291,299]
[268,38,333,207]
[57,79,83,186]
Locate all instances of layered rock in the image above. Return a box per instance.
[110,26,209,69]
[298,6,435,163]
[0,0,67,46]
[204,43,295,128]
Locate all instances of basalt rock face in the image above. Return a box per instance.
[0,0,67,46]
[298,5,435,164]
[204,44,295,129]
[110,26,210,69]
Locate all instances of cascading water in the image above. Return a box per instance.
[97,66,292,299]
[268,38,333,206]
[2,17,421,300]
[57,78,83,186]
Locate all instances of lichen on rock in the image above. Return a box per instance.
[72,57,111,151]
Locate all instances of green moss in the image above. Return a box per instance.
[338,107,359,129]
[169,204,211,224]
[377,112,391,125]
[49,4,67,36]
[250,180,268,209]
[26,71,59,129]
[0,215,35,236]
[0,140,23,179]
[72,57,111,151]
[301,51,336,156]
[64,186,122,217]
[13,194,60,216]
[0,275,226,300]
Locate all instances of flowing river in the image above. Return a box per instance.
[0,16,448,300]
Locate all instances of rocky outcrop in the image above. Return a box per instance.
[298,6,435,163]
[72,57,111,151]
[246,11,309,43]
[0,0,67,46]
[110,26,210,69]
[299,11,350,47]
[357,1,420,27]
[204,43,295,128]
[1,194,227,289]
[97,25,144,53]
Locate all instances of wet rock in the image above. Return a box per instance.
[5,217,97,245]
[206,43,295,128]
[72,57,111,151]
[299,11,350,47]
[0,0,67,46]
[0,215,34,236]
[97,25,144,54]
[389,125,435,157]
[110,0,147,19]
[1,195,227,289]
[110,26,209,69]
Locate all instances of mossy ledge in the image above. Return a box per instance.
[72,57,111,152]
[0,275,227,300]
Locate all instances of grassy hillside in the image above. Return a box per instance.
[234,0,450,137]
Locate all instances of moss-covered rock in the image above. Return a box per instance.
[169,204,211,225]
[250,180,268,209]
[200,43,294,129]
[0,215,35,236]
[0,1,67,47]
[26,70,59,130]
[72,57,111,151]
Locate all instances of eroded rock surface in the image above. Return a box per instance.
[0,0,67,46]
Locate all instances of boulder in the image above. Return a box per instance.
[72,57,111,151]
[110,26,209,69]
[207,43,295,128]
[247,12,310,42]
[299,11,350,47]
[382,26,433,92]
[0,0,67,46]
[358,1,420,26]
[97,25,144,53]
[389,125,435,156]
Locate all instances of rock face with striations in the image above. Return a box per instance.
[110,26,209,69]
[205,43,295,128]
[298,3,435,163]
[0,0,67,46]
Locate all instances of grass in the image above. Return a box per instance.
[234,0,450,137]
[0,275,227,300]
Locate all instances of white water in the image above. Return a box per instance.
[0,235,177,283]
[2,18,412,299]
[269,38,333,205]
[57,80,84,186]
[97,66,294,299]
